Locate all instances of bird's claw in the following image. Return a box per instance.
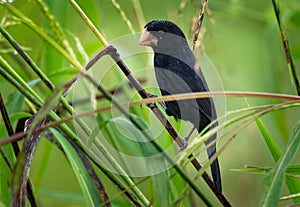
[146,93,157,108]
[176,139,188,151]
[184,126,196,143]
[183,136,190,144]
[146,93,167,109]
[147,102,156,108]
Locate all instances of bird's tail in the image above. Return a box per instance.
[206,139,222,192]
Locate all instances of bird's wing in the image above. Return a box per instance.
[169,58,216,121]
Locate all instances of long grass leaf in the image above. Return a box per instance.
[68,0,108,47]
[256,117,300,202]
[9,150,26,206]
[232,164,300,176]
[151,171,169,207]
[256,118,282,161]
[0,135,12,206]
[259,121,300,207]
[2,3,82,70]
[110,114,170,206]
[50,129,103,206]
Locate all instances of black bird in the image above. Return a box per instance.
[139,20,222,192]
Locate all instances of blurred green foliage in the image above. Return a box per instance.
[0,0,300,206]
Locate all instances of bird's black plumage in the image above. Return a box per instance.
[139,20,222,192]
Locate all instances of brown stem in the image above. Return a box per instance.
[0,94,37,207]
[271,0,300,95]
[87,45,232,206]
[106,45,187,150]
[188,154,231,206]
[192,0,208,51]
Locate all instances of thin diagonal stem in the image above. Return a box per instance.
[271,0,300,95]
[68,0,109,47]
[85,45,232,206]
[193,0,208,51]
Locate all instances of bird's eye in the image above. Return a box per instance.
[158,30,164,34]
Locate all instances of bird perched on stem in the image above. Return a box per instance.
[139,20,222,192]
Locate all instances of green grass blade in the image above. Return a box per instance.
[0,136,13,206]
[259,121,300,207]
[2,3,82,71]
[284,176,300,203]
[280,192,300,201]
[122,114,170,207]
[271,0,300,95]
[256,117,282,161]
[9,150,26,206]
[50,128,103,206]
[0,55,44,107]
[0,200,6,207]
[6,91,24,115]
[256,117,300,203]
[232,164,300,176]
[151,171,169,207]
[96,113,170,206]
[68,0,108,47]
[285,165,300,175]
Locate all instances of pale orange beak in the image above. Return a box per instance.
[139,28,158,47]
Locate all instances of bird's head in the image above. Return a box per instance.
[139,20,187,52]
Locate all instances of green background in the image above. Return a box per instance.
[0,0,300,206]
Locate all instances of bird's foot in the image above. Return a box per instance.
[184,126,196,143]
[146,93,156,108]
[176,138,188,151]
[146,93,167,109]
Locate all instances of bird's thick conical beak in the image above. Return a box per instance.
[139,28,158,47]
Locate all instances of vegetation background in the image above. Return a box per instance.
[0,0,300,206]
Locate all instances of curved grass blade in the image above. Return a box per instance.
[256,117,300,203]
[259,121,300,207]
[9,84,63,206]
[50,128,104,206]
[95,114,170,206]
[110,115,170,207]
[256,118,282,161]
